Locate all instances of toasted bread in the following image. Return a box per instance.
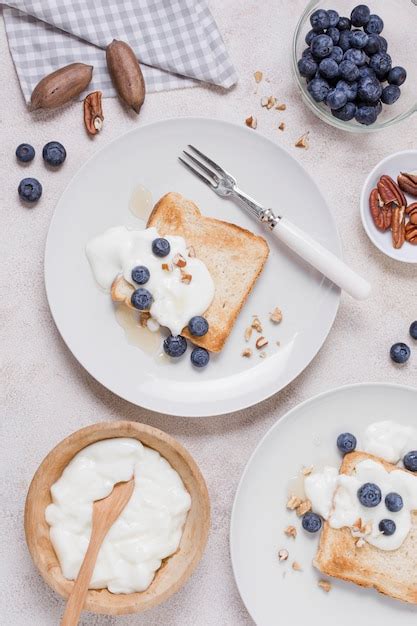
[314,451,417,604]
[147,192,269,352]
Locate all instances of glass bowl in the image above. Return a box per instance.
[292,0,417,132]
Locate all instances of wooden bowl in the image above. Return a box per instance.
[24,421,210,615]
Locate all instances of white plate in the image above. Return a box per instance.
[360,150,417,264]
[230,383,417,625]
[45,117,341,417]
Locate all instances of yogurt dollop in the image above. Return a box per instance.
[45,438,191,594]
[362,420,417,464]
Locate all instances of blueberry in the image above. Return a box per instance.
[339,60,359,82]
[385,492,403,512]
[336,80,358,101]
[327,27,340,45]
[364,34,381,55]
[318,58,339,80]
[310,9,330,32]
[388,66,407,87]
[16,143,35,163]
[350,30,369,49]
[188,315,209,337]
[390,342,410,364]
[379,519,396,536]
[307,77,330,102]
[151,237,170,257]
[404,451,417,472]
[330,46,343,63]
[302,48,315,60]
[409,321,417,340]
[131,265,150,285]
[378,36,388,53]
[298,56,318,79]
[18,177,42,203]
[332,102,357,121]
[326,88,348,110]
[311,34,333,59]
[365,14,384,35]
[337,432,357,454]
[344,48,366,66]
[339,30,352,52]
[337,16,351,31]
[369,52,392,78]
[358,65,376,80]
[305,29,319,45]
[42,141,66,167]
[350,4,371,27]
[357,482,382,507]
[131,288,153,310]
[327,10,339,27]
[358,77,383,103]
[190,346,210,368]
[302,511,322,533]
[355,105,378,125]
[163,334,187,358]
[381,84,401,105]
[375,100,383,116]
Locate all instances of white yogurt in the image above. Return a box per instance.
[86,226,214,336]
[45,438,191,594]
[362,420,417,464]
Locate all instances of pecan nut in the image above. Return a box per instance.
[369,187,391,230]
[391,206,405,249]
[377,175,407,208]
[398,172,417,197]
[407,202,417,224]
[405,222,417,244]
[83,90,104,135]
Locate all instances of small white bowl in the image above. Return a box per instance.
[360,150,417,263]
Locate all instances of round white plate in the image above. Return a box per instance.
[45,117,340,417]
[230,383,417,625]
[360,149,417,264]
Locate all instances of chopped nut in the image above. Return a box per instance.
[245,115,257,129]
[292,561,302,571]
[261,95,276,109]
[256,336,268,349]
[287,494,302,510]
[278,122,285,131]
[180,270,192,284]
[275,103,286,111]
[296,499,312,517]
[139,312,151,327]
[254,70,263,83]
[261,96,269,107]
[302,465,314,476]
[259,351,267,358]
[244,326,253,342]
[284,525,297,539]
[270,307,283,324]
[356,538,366,548]
[83,91,104,135]
[278,549,289,561]
[161,262,173,272]
[295,132,310,149]
[251,316,263,333]
[173,253,187,268]
[187,245,196,258]
[242,348,252,358]
[318,579,332,593]
[352,518,372,537]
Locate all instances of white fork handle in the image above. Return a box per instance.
[273,217,371,300]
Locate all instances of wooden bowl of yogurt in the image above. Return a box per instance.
[24,421,210,615]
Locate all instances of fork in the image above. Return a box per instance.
[179,145,370,300]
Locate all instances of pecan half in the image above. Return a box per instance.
[398,172,417,197]
[369,187,391,230]
[83,91,104,135]
[377,175,406,208]
[405,222,417,244]
[391,206,405,249]
[407,203,417,224]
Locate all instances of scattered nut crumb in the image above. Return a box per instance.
[173,253,187,268]
[244,326,253,342]
[245,116,257,129]
[284,525,297,539]
[251,316,263,333]
[292,561,302,571]
[261,95,276,109]
[187,245,196,258]
[295,132,310,149]
[356,538,366,548]
[259,351,267,358]
[318,579,332,593]
[302,465,314,476]
[278,549,289,561]
[242,348,252,358]
[278,122,286,131]
[261,96,269,107]
[287,494,302,510]
[296,499,312,517]
[270,307,283,324]
[180,270,192,284]
[161,262,173,272]
[256,336,268,349]
[275,103,286,111]
[254,70,263,83]
[139,312,151,327]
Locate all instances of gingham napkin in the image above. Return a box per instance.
[2,0,238,103]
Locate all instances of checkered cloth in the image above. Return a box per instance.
[3,0,237,103]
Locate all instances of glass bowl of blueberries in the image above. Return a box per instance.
[293,1,417,132]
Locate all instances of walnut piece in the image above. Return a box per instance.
[251,317,263,333]
[278,122,285,131]
[242,348,252,358]
[270,307,283,323]
[278,549,289,561]
[318,579,332,592]
[244,326,253,342]
[296,499,312,517]
[286,494,302,510]
[292,561,302,571]
[255,336,268,349]
[245,116,257,129]
[275,103,286,111]
[284,525,297,539]
[295,132,309,149]
[301,465,314,476]
[254,70,263,83]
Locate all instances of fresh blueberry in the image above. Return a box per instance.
[188,316,209,337]
[404,451,417,472]
[131,288,153,310]
[388,66,407,87]
[326,89,347,110]
[327,10,339,27]
[350,30,369,49]
[390,342,410,364]
[338,30,352,52]
[190,346,210,368]
[302,48,315,60]
[337,16,351,31]
[131,265,150,285]
[332,102,357,121]
[358,77,383,103]
[355,105,378,125]
[42,141,66,167]
[357,482,382,507]
[385,492,403,512]
[319,58,339,80]
[378,36,388,53]
[336,80,358,101]
[365,14,384,35]
[151,237,170,257]
[305,29,319,46]
[358,65,376,80]
[337,432,357,454]
[364,34,381,55]
[298,56,318,79]
[310,9,330,32]
[409,321,417,340]
[311,34,333,59]
[344,48,366,66]
[18,177,42,203]
[381,84,401,105]
[339,60,359,82]
[350,4,371,27]
[307,77,330,102]
[327,27,340,45]
[330,46,343,63]
[369,52,392,78]
[302,512,322,533]
[379,519,396,536]
[16,143,35,163]
[375,100,383,116]
[163,334,187,358]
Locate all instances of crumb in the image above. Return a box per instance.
[301,465,314,476]
[318,579,332,592]
[245,116,257,129]
[242,348,252,358]
[251,316,263,333]
[292,561,302,571]
[187,245,196,257]
[296,499,312,517]
[254,70,263,83]
[275,103,286,111]
[295,132,310,149]
[244,326,252,342]
[286,494,302,510]
[269,307,283,324]
[278,548,289,561]
[139,312,151,327]
[261,95,276,109]
[255,336,268,349]
[284,525,297,539]
[259,351,267,358]
[278,122,285,131]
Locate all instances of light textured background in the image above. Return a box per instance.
[1,2,416,625]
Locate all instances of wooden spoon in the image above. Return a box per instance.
[60,478,135,626]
